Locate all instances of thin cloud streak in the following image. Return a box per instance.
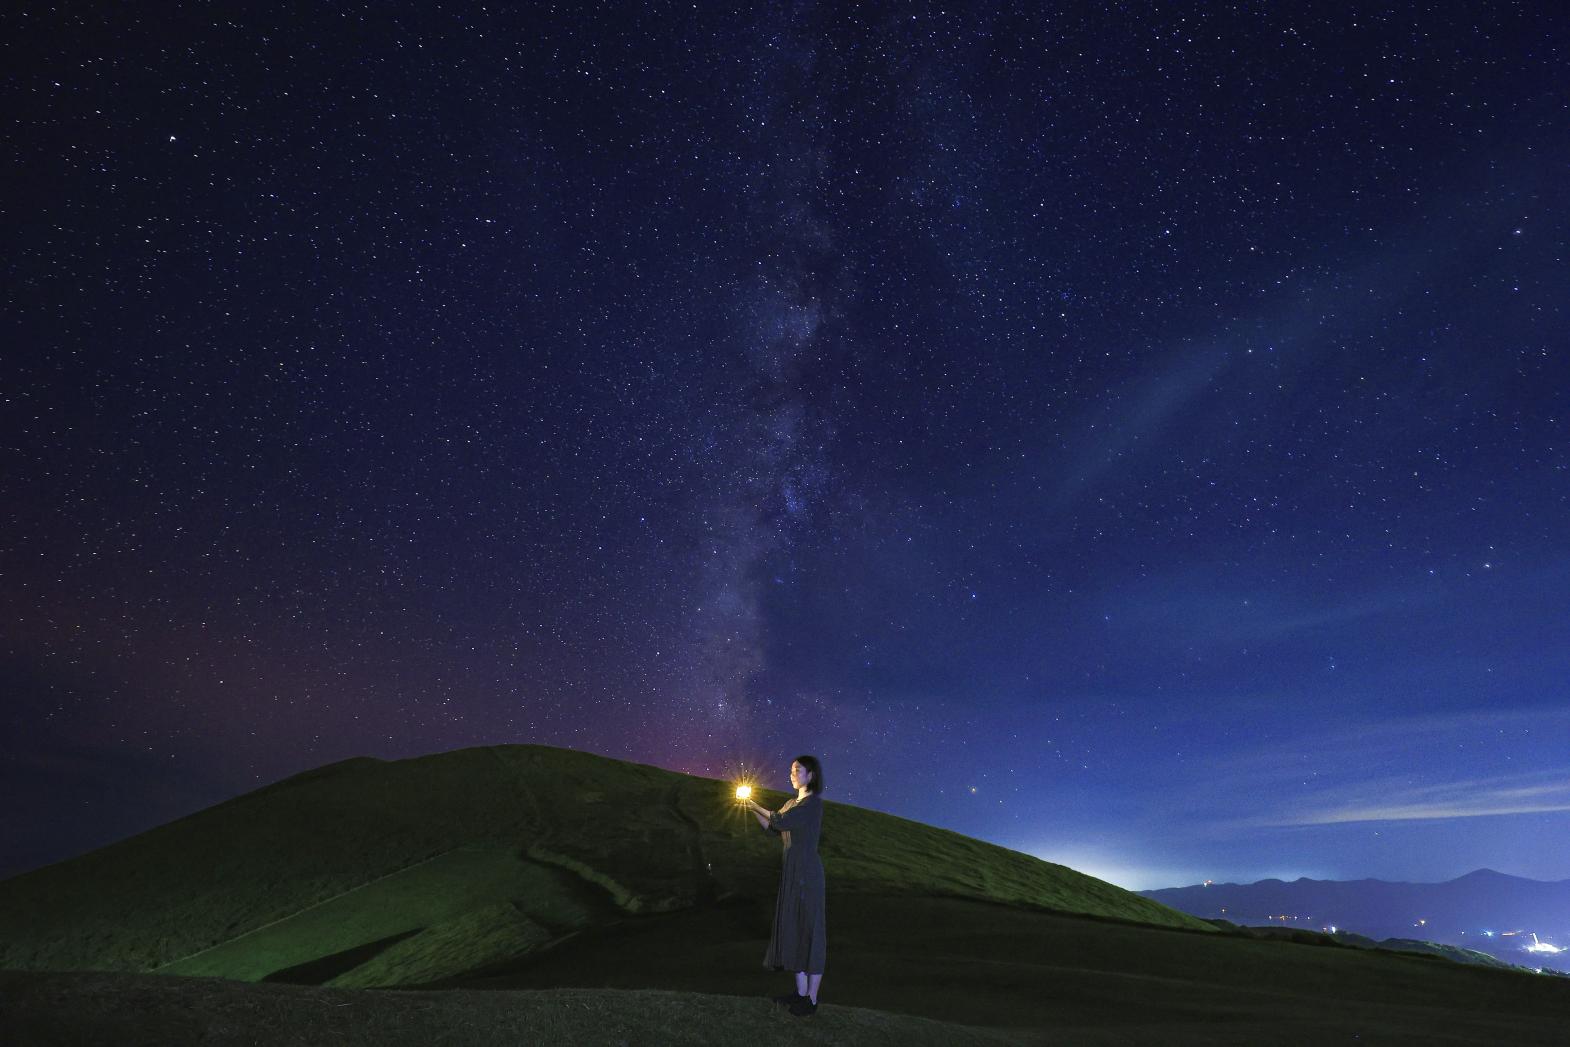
[1107,706,1570,839]
[1248,771,1570,827]
[1094,573,1441,650]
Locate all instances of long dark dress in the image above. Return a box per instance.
[761,792,826,974]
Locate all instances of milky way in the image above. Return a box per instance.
[4,3,1569,889]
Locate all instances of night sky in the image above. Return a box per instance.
[5,4,1568,891]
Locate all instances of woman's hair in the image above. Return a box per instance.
[794,754,824,795]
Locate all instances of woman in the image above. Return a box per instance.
[744,755,827,1017]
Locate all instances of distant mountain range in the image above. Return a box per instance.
[1140,869,1570,973]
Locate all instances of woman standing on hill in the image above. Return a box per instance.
[744,755,826,1017]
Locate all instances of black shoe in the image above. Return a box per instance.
[770,992,801,1009]
[788,995,818,1017]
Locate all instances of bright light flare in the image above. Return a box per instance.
[735,784,752,800]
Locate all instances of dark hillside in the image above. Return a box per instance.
[0,744,1209,986]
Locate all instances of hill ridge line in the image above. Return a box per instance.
[488,748,547,833]
[150,846,466,973]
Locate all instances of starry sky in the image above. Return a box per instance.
[4,3,1569,890]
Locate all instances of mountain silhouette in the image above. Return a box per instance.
[1141,868,1570,974]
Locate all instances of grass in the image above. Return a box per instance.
[436,891,1570,1045]
[0,972,1017,1047]
[4,743,1569,1044]
[0,743,1211,985]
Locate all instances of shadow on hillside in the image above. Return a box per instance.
[419,891,1570,1045]
[263,928,423,985]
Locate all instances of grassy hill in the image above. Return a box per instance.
[0,743,1210,986]
[6,743,1570,1044]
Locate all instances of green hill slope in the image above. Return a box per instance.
[0,744,1212,988]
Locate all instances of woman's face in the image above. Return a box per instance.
[790,761,811,790]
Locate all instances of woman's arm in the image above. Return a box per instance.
[764,799,810,832]
[746,799,781,833]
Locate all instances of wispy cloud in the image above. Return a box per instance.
[1094,571,1441,650]
[1246,769,1570,827]
[1048,343,1232,510]
[1141,695,1562,766]
[1041,171,1531,516]
[1121,704,1570,834]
